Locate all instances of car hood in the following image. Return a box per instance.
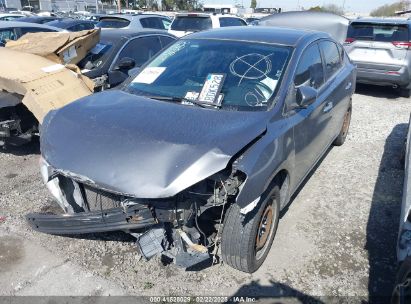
[41,90,268,198]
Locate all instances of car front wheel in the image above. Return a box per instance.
[221,185,280,273]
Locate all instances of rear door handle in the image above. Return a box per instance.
[323,101,333,113]
[345,82,352,90]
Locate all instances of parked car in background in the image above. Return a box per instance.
[86,14,106,22]
[78,29,176,90]
[344,18,411,97]
[0,21,61,46]
[46,18,95,32]
[245,17,260,25]
[168,13,247,37]
[96,14,171,30]
[18,16,61,24]
[28,26,355,273]
[0,13,24,21]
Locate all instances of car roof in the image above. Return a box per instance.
[100,28,174,41]
[101,14,169,21]
[18,16,57,21]
[183,26,327,47]
[0,20,62,30]
[351,18,411,25]
[0,13,24,17]
[47,18,94,27]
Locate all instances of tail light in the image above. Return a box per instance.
[392,41,411,49]
[344,38,355,44]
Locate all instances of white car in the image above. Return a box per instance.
[0,13,25,21]
[168,13,247,37]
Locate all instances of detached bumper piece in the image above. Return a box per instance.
[26,204,156,235]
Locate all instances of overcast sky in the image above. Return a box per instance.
[204,0,401,13]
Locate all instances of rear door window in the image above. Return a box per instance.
[140,17,165,29]
[348,23,409,42]
[170,16,212,31]
[97,18,130,28]
[294,43,324,89]
[219,17,247,27]
[319,41,342,80]
[115,36,162,68]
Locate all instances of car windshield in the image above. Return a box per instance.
[77,41,113,70]
[348,22,409,42]
[170,16,212,31]
[126,39,291,111]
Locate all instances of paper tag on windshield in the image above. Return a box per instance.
[184,91,199,101]
[198,73,226,106]
[132,67,166,84]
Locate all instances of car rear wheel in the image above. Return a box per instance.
[333,104,352,146]
[399,88,411,98]
[221,185,280,273]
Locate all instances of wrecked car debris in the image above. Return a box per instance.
[28,26,356,273]
[0,45,94,148]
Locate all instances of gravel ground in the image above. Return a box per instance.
[0,84,410,302]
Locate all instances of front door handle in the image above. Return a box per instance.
[345,82,352,90]
[323,101,333,113]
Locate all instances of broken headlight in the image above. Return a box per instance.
[39,156,66,210]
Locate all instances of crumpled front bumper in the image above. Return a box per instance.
[26,204,157,235]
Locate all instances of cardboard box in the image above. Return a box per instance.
[0,48,93,123]
[6,29,100,65]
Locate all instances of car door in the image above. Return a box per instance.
[108,35,163,87]
[288,42,333,186]
[318,40,351,142]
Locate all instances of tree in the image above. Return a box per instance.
[308,3,344,15]
[250,0,257,9]
[370,1,410,17]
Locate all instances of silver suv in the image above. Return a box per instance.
[344,18,411,97]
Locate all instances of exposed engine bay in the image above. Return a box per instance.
[27,161,246,270]
[0,92,38,148]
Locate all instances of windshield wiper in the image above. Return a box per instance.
[145,95,216,109]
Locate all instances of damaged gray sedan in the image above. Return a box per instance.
[27,26,356,273]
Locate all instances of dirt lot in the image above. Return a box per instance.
[0,84,410,302]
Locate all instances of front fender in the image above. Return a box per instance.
[234,119,294,210]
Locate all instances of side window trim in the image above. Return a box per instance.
[294,41,325,90]
[318,39,344,83]
[109,34,162,71]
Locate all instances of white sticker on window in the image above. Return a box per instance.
[184,91,199,101]
[132,67,166,84]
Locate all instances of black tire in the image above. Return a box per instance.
[221,184,280,273]
[391,257,411,304]
[399,88,411,98]
[333,104,352,146]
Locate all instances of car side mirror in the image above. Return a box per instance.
[296,86,317,108]
[114,57,136,71]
